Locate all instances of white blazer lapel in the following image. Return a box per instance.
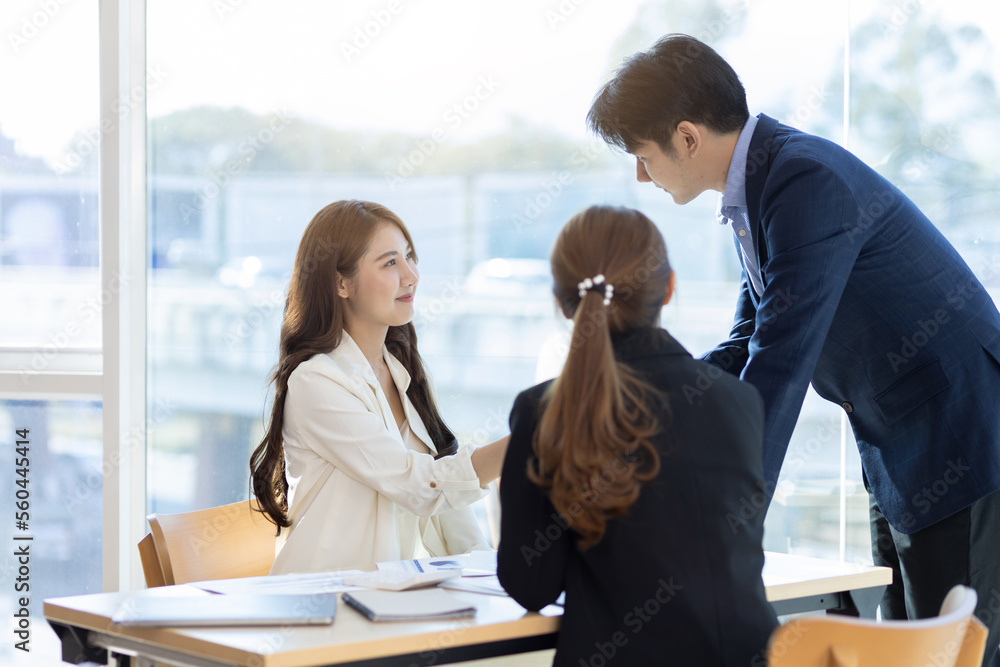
[329,333,398,439]
[383,348,438,454]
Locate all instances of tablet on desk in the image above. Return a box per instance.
[111,593,338,627]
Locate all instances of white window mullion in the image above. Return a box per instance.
[99,0,148,593]
[125,0,149,593]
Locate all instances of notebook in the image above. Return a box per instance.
[342,589,477,622]
[111,594,338,627]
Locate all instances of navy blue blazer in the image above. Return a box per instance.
[499,327,778,667]
[703,113,1000,533]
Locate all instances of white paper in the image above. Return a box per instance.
[192,569,365,595]
[375,549,497,577]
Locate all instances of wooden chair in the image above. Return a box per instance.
[139,499,277,586]
[767,585,987,667]
[137,532,167,588]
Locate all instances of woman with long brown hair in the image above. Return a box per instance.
[250,199,507,574]
[496,205,778,665]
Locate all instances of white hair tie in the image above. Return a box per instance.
[577,273,614,306]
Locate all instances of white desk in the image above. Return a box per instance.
[763,551,890,617]
[44,552,891,667]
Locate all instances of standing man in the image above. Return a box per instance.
[587,33,1000,665]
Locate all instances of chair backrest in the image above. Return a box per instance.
[768,585,987,667]
[146,499,277,586]
[137,532,167,588]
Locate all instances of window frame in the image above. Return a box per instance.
[98,0,148,592]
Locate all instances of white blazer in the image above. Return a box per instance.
[270,332,491,574]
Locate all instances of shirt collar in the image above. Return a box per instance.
[717,114,759,222]
[330,330,411,393]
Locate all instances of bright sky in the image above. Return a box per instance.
[1,0,648,161]
[2,0,999,164]
[144,0,649,139]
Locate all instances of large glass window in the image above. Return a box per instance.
[0,2,101,353]
[144,0,1000,568]
[0,2,101,665]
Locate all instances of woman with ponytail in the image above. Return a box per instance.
[497,206,777,666]
[250,200,507,574]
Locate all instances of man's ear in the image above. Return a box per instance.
[674,121,702,158]
[662,270,677,305]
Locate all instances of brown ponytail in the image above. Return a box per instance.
[529,205,672,549]
[250,200,457,530]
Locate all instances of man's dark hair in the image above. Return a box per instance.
[587,34,749,156]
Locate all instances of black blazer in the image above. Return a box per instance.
[498,327,778,667]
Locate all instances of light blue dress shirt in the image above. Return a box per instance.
[718,115,763,295]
